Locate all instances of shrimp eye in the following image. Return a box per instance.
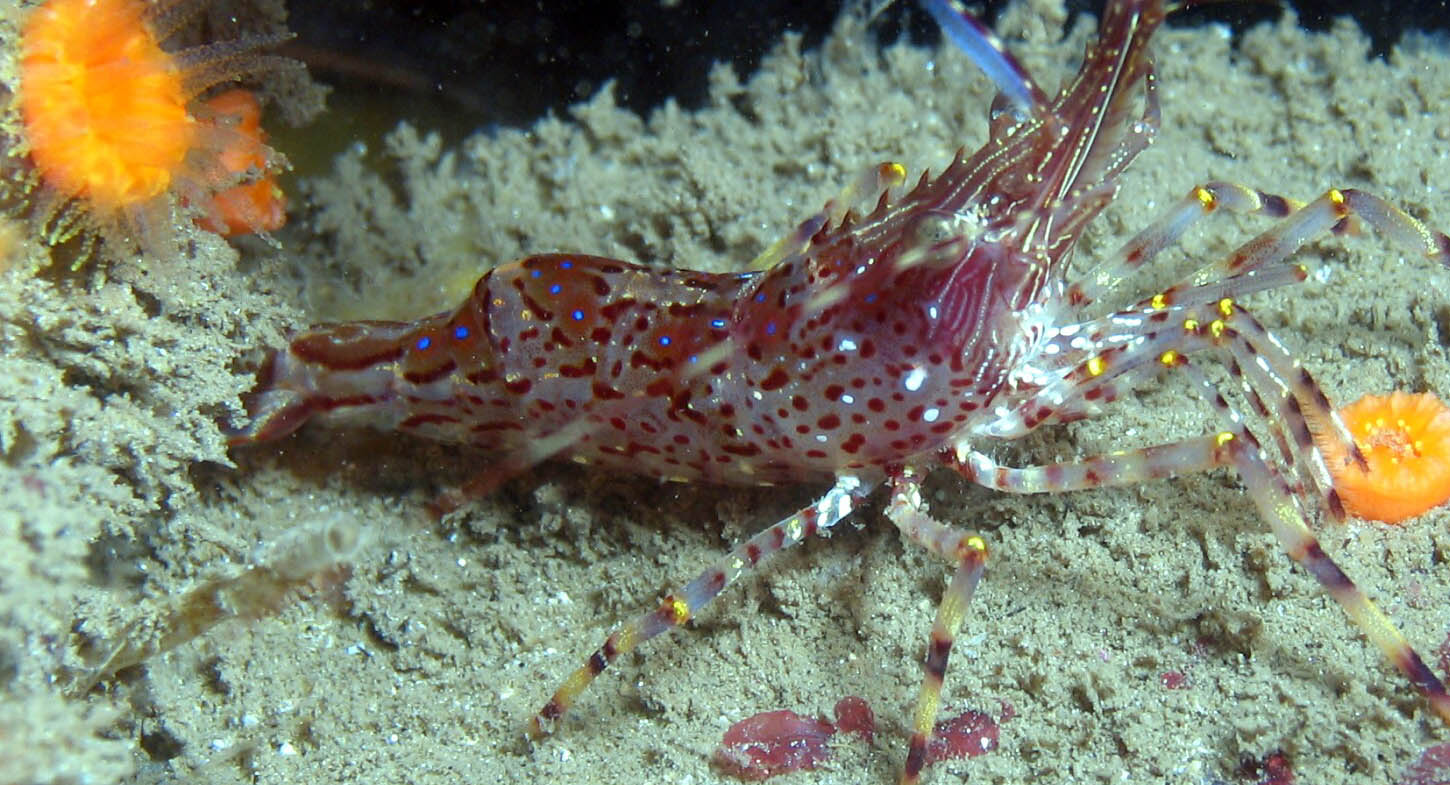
[913,213,957,245]
[912,210,982,249]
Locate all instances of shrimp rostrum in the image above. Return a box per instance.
[233,0,1450,782]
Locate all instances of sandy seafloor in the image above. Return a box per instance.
[3,2,1450,784]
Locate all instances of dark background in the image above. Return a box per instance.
[278,1,1450,146]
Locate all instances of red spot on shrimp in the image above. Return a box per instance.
[591,381,625,400]
[760,367,790,391]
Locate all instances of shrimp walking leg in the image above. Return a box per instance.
[952,363,1450,725]
[528,475,876,737]
[884,466,988,785]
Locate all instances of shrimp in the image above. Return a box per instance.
[232,1,1450,782]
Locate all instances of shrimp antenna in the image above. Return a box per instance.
[917,0,1049,119]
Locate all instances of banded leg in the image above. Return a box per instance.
[981,299,1294,438]
[1175,188,1450,288]
[1070,183,1450,319]
[992,268,1314,438]
[1065,298,1361,522]
[886,466,989,785]
[953,431,1237,494]
[984,295,1365,523]
[1119,187,1450,319]
[1207,304,1361,518]
[1052,298,1358,522]
[528,475,876,738]
[1174,361,1450,724]
[1068,181,1308,309]
[956,361,1450,724]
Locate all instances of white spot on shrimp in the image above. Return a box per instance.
[904,367,928,392]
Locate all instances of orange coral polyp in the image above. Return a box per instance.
[194,90,286,236]
[20,0,195,209]
[1323,391,1450,523]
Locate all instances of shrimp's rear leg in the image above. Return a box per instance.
[527,475,876,738]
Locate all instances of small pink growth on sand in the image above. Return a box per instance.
[1406,579,1431,610]
[1400,743,1450,785]
[1239,750,1295,785]
[1159,670,1188,689]
[997,700,1016,723]
[925,708,1000,764]
[833,696,875,743]
[713,709,835,781]
[1190,636,1216,658]
[714,697,1004,779]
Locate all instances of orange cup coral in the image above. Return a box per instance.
[194,89,287,237]
[17,0,288,260]
[1321,391,1450,523]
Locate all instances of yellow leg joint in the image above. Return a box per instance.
[665,595,691,625]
